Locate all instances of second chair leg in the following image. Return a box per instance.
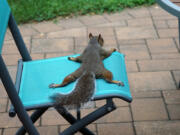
[56,107,94,135]
[16,108,48,135]
[60,98,116,135]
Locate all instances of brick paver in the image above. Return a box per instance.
[132,91,162,98]
[0,4,180,135]
[58,18,84,29]
[3,128,20,135]
[0,84,7,98]
[32,38,74,53]
[79,15,109,26]
[147,38,178,53]
[47,27,87,38]
[167,104,180,120]
[135,121,180,135]
[128,71,176,91]
[0,113,22,128]
[172,70,180,86]
[127,18,153,27]
[0,98,7,113]
[116,26,158,40]
[158,28,178,38]
[118,39,145,45]
[120,45,150,60]
[163,90,180,104]
[125,61,139,72]
[2,54,21,66]
[18,24,39,37]
[37,126,59,135]
[32,21,63,33]
[131,98,168,121]
[167,19,178,28]
[151,53,180,59]
[41,110,69,126]
[96,107,132,123]
[138,59,180,71]
[104,11,132,22]
[94,20,126,27]
[154,20,169,29]
[97,123,134,135]
[128,7,151,18]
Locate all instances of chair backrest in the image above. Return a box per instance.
[0,1,40,134]
[0,0,32,109]
[0,0,32,113]
[0,0,32,61]
[0,0,11,54]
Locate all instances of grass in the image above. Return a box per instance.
[8,0,155,24]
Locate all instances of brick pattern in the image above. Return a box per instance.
[97,123,134,135]
[0,98,7,113]
[135,121,180,135]
[0,5,180,135]
[167,105,180,120]
[147,38,178,53]
[163,90,180,104]
[96,107,132,123]
[128,71,176,91]
[131,98,168,121]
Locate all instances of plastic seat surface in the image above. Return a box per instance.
[0,0,10,54]
[19,52,132,108]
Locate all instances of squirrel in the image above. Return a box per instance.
[49,33,124,108]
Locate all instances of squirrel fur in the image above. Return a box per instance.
[49,33,124,108]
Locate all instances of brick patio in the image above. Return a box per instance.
[1,4,180,135]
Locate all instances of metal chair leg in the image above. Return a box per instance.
[16,108,48,135]
[60,98,116,135]
[56,107,94,135]
[77,108,81,120]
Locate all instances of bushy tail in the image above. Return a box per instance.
[50,71,95,108]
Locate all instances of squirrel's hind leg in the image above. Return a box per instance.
[49,74,77,88]
[101,69,124,86]
[49,69,81,88]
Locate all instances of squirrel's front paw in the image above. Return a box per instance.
[68,57,76,61]
[49,83,56,89]
[68,57,72,60]
[118,81,124,87]
[111,48,116,52]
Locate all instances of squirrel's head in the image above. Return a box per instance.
[89,33,104,46]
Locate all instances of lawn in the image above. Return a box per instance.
[8,0,155,24]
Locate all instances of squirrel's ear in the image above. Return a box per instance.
[98,34,102,40]
[98,34,104,46]
[89,33,93,39]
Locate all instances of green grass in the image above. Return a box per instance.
[8,0,155,24]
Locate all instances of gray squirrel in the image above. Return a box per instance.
[49,33,124,108]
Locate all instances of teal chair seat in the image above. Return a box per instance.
[19,51,132,109]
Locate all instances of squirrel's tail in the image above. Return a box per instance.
[50,71,95,108]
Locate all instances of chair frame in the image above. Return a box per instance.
[0,12,128,135]
[156,0,180,88]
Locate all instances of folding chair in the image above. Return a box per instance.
[0,0,132,134]
[156,0,180,88]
